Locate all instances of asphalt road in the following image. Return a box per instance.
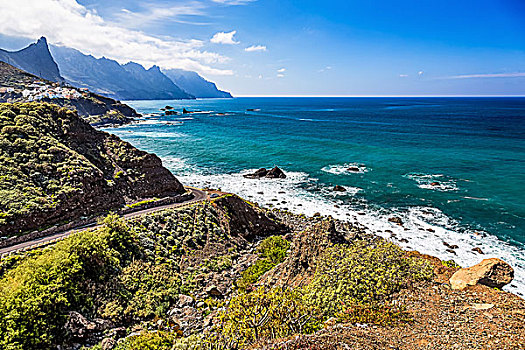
[0,187,208,257]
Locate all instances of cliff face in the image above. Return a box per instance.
[163,69,233,98]
[0,37,63,83]
[0,102,184,236]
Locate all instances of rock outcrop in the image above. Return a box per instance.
[449,258,514,290]
[243,166,287,179]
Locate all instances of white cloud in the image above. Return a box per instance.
[258,74,263,79]
[418,71,424,76]
[115,3,209,28]
[245,45,267,52]
[0,0,233,76]
[277,68,286,73]
[277,74,284,78]
[318,66,332,73]
[210,31,239,45]
[442,72,525,79]
[399,74,408,77]
[211,0,256,4]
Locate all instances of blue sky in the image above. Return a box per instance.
[0,0,524,95]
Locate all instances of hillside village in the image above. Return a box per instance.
[1,79,87,102]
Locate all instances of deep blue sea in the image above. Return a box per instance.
[104,97,525,295]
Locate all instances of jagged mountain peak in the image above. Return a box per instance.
[0,37,63,83]
[36,36,48,46]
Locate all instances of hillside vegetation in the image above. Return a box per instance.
[0,102,183,236]
[0,196,283,349]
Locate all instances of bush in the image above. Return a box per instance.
[303,239,434,319]
[114,330,176,350]
[214,286,322,348]
[237,235,289,290]
[0,216,134,349]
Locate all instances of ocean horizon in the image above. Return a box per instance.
[104,96,525,296]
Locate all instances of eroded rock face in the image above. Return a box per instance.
[449,258,514,290]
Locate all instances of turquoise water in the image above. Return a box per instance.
[104,97,525,295]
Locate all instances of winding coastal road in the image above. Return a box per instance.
[0,187,208,257]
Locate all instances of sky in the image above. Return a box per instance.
[0,0,524,96]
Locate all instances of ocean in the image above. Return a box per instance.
[103,97,525,296]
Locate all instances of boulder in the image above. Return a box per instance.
[266,166,287,179]
[347,166,360,172]
[101,338,116,350]
[333,185,347,192]
[430,182,440,186]
[449,258,514,290]
[206,285,223,297]
[472,247,484,254]
[165,110,178,115]
[388,217,403,225]
[178,294,194,307]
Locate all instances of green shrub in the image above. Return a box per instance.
[114,330,176,350]
[442,259,461,268]
[214,286,322,348]
[237,235,289,290]
[109,260,181,321]
[0,215,134,350]
[303,240,434,318]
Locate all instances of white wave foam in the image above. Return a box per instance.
[127,131,187,139]
[164,160,525,297]
[405,173,459,192]
[322,163,368,175]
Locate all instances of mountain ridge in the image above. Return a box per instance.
[163,68,232,99]
[49,44,194,100]
[0,37,232,101]
[0,37,63,83]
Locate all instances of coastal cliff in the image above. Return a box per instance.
[0,102,183,237]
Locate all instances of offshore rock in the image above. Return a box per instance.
[243,166,287,179]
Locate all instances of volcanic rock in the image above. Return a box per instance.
[206,285,223,297]
[266,166,287,179]
[449,258,514,290]
[243,166,287,179]
[333,185,347,192]
[388,217,404,225]
[472,247,484,254]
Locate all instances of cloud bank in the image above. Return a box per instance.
[444,72,525,79]
[0,0,233,76]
